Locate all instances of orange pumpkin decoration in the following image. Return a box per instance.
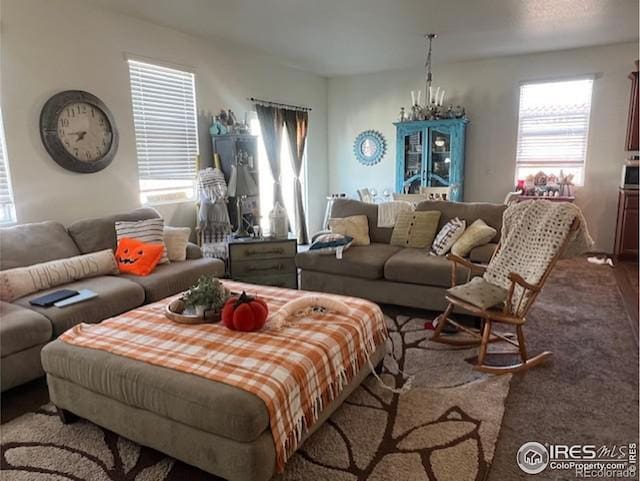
[115,237,164,276]
[222,291,269,332]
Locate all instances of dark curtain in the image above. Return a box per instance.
[255,104,285,206]
[283,109,309,244]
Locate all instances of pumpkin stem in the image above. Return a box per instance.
[234,291,255,308]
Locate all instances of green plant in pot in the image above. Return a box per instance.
[182,276,229,318]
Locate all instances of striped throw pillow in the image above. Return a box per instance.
[430,217,466,256]
[115,218,169,264]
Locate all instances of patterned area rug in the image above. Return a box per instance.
[0,314,511,481]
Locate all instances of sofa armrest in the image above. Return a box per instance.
[469,243,499,264]
[185,242,203,260]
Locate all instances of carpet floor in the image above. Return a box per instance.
[1,317,511,481]
[1,258,637,481]
[489,258,639,480]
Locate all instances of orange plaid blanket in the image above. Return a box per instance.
[59,281,388,472]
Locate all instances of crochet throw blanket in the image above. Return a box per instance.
[377,200,413,227]
[59,281,388,472]
[484,200,593,305]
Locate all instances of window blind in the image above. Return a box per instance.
[0,110,16,224]
[127,59,198,183]
[515,78,593,183]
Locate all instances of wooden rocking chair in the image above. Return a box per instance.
[430,218,580,374]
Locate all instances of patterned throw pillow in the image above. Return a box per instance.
[115,218,169,264]
[390,211,441,248]
[451,219,497,258]
[328,215,370,246]
[309,233,354,256]
[430,217,466,256]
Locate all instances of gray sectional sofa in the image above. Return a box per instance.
[296,199,506,312]
[0,207,225,392]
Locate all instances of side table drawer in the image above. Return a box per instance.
[234,273,298,289]
[229,241,296,261]
[231,258,296,277]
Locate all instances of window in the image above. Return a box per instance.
[515,78,593,185]
[249,116,305,234]
[127,59,199,204]
[0,109,16,224]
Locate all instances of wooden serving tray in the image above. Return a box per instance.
[164,298,221,324]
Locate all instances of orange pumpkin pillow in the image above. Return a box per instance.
[115,237,164,276]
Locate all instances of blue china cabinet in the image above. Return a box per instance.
[394,118,469,201]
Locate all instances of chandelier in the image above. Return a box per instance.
[399,34,466,122]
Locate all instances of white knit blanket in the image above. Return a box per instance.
[484,201,593,309]
[377,201,413,227]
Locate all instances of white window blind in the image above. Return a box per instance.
[0,109,16,224]
[515,78,593,185]
[127,59,199,203]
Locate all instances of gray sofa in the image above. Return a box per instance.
[0,207,225,392]
[296,199,506,312]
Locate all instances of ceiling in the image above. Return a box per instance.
[88,0,639,76]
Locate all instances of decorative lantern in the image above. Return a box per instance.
[269,202,288,239]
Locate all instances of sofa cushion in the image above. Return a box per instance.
[451,219,497,258]
[123,257,226,303]
[0,221,80,271]
[296,243,401,280]
[329,215,370,246]
[67,207,161,254]
[415,201,506,243]
[14,276,145,337]
[0,302,52,357]
[330,199,392,244]
[447,276,507,309]
[390,211,441,248]
[384,248,468,288]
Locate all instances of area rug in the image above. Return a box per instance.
[0,314,511,481]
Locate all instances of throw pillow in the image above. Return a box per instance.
[431,217,466,256]
[451,219,497,258]
[390,211,441,248]
[309,233,354,256]
[115,218,169,264]
[115,238,164,276]
[164,226,191,262]
[329,215,370,246]
[0,249,119,302]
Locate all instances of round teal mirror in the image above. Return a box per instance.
[354,130,386,166]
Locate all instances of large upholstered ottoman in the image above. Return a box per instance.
[42,341,385,481]
[41,284,387,481]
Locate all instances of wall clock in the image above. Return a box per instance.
[354,130,386,166]
[40,90,118,173]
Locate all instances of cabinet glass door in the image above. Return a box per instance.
[428,128,451,187]
[402,131,424,193]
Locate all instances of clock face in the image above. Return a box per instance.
[40,90,119,173]
[57,102,113,162]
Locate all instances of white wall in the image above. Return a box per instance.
[328,42,637,252]
[1,0,328,234]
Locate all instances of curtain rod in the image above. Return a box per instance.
[248,97,312,112]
